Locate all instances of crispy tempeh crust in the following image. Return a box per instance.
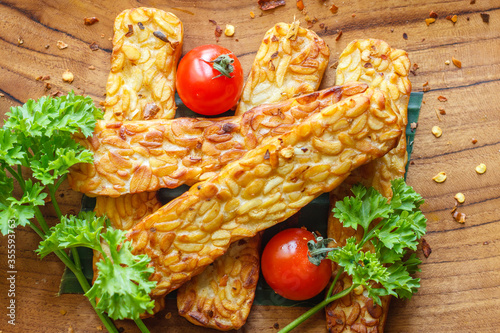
[235,21,329,115]
[102,8,183,121]
[127,88,403,298]
[326,39,411,332]
[68,83,369,197]
[177,235,261,330]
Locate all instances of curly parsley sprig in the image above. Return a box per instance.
[280,179,427,333]
[0,93,155,333]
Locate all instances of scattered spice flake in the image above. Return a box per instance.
[410,160,415,165]
[100,33,105,38]
[471,138,477,144]
[425,18,436,26]
[330,4,339,14]
[0,93,4,97]
[17,37,24,46]
[250,11,255,18]
[60,309,67,316]
[432,171,447,183]
[438,95,448,102]
[329,60,339,69]
[273,322,280,329]
[475,163,486,174]
[165,312,172,320]
[451,15,458,23]
[84,17,99,25]
[351,13,356,18]
[88,65,96,70]
[97,326,103,331]
[209,19,217,25]
[434,108,442,121]
[480,13,490,23]
[429,11,438,19]
[296,0,304,11]
[57,40,68,50]
[445,60,450,65]
[224,24,235,37]
[125,24,134,37]
[410,63,419,76]
[215,25,223,40]
[50,90,63,97]
[455,192,465,204]
[470,0,476,3]
[423,86,431,92]
[62,70,74,83]
[319,23,325,29]
[423,81,429,87]
[258,0,286,11]
[335,30,343,41]
[264,149,270,160]
[89,42,99,51]
[44,82,51,90]
[410,122,418,132]
[452,56,462,68]
[452,209,466,223]
[438,107,446,115]
[45,44,50,49]
[403,32,408,40]
[421,238,432,258]
[138,22,145,30]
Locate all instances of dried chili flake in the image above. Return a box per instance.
[438,107,446,115]
[89,42,99,51]
[125,24,134,37]
[410,122,418,132]
[296,0,304,11]
[258,0,286,11]
[403,32,408,40]
[137,22,145,30]
[421,238,432,258]
[319,23,325,29]
[480,13,489,23]
[84,17,99,25]
[215,25,223,39]
[209,19,217,25]
[363,62,373,68]
[470,0,476,3]
[270,51,279,59]
[330,4,339,14]
[452,56,462,68]
[471,138,477,144]
[423,81,429,87]
[438,95,448,102]
[429,11,438,19]
[452,210,466,223]
[51,91,63,97]
[335,30,343,41]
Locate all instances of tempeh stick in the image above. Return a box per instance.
[127,87,403,298]
[235,20,329,115]
[69,83,369,197]
[326,39,411,333]
[102,8,183,121]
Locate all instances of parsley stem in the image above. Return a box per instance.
[326,266,344,298]
[5,165,24,191]
[134,318,151,333]
[48,184,62,219]
[278,285,355,333]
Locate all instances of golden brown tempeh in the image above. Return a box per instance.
[177,235,261,331]
[325,39,411,332]
[235,20,329,115]
[68,83,369,197]
[127,88,403,297]
[102,7,183,121]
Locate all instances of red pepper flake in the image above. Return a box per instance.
[273,323,280,329]
[363,62,373,68]
[330,4,339,14]
[480,13,490,23]
[209,19,217,25]
[423,81,429,87]
[452,209,466,223]
[50,91,63,97]
[319,23,325,29]
[423,86,431,92]
[351,13,356,18]
[335,30,343,41]
[258,0,286,11]
[296,0,304,11]
[410,160,415,165]
[438,107,446,115]
[84,17,99,25]
[0,93,4,97]
[215,25,223,39]
[421,238,432,258]
[44,82,51,90]
[470,0,476,3]
[89,42,99,51]
[125,24,134,37]
[438,95,448,102]
[471,138,477,144]
[403,32,408,40]
[429,11,438,19]
[88,65,96,70]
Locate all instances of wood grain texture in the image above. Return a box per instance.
[0,0,499,332]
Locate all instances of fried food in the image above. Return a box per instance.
[68,83,369,197]
[235,21,329,115]
[127,87,403,298]
[326,39,411,333]
[177,235,261,330]
[102,8,183,121]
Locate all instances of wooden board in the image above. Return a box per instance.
[0,1,499,332]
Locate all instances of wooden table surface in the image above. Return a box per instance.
[0,0,499,332]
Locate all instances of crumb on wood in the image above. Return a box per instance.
[84,17,99,25]
[258,0,286,11]
[421,238,432,258]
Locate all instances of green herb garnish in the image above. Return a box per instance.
[280,179,427,332]
[0,92,155,332]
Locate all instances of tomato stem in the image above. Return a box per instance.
[208,54,234,79]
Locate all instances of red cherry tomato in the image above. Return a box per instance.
[176,44,244,116]
[261,228,332,301]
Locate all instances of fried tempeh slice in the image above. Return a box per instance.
[235,20,330,115]
[325,39,411,332]
[127,88,403,298]
[69,83,369,197]
[177,236,261,330]
[102,7,183,121]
